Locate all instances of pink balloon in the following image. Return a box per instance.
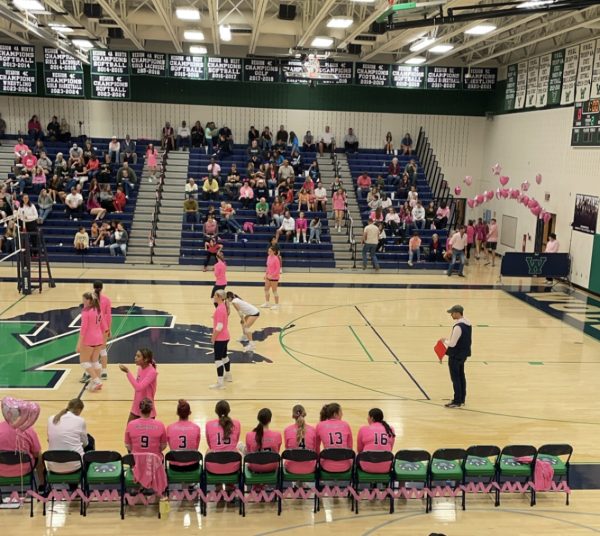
[530,206,542,217]
[492,163,502,175]
[520,195,530,206]
[502,188,510,198]
[476,194,484,204]
[527,198,538,209]
[521,180,530,192]
[486,190,494,200]
[464,176,473,186]
[535,173,542,185]
[454,186,462,196]
[499,175,510,186]
[510,189,520,199]
[543,212,552,224]
[495,188,502,200]
[1,397,40,431]
[467,198,475,208]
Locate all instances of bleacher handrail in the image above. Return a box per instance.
[149,152,167,264]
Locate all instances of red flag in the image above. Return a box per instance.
[434,339,447,362]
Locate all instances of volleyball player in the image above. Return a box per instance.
[245,408,282,472]
[124,398,167,458]
[315,403,353,472]
[210,290,231,389]
[211,251,227,307]
[166,399,201,471]
[261,245,281,309]
[226,291,260,352]
[77,292,104,392]
[283,404,318,474]
[205,400,241,474]
[94,281,112,380]
[356,408,395,473]
[118,348,158,422]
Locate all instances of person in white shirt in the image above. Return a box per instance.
[275,210,295,242]
[544,232,560,285]
[380,193,392,211]
[108,136,121,164]
[278,160,295,181]
[65,187,84,220]
[318,126,335,156]
[411,201,426,230]
[314,183,327,212]
[447,226,468,277]
[177,120,191,151]
[185,177,199,199]
[226,291,260,353]
[343,128,359,154]
[207,158,221,181]
[47,398,90,473]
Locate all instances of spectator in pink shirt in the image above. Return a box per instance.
[21,150,38,173]
[434,201,450,229]
[544,233,560,285]
[14,137,29,163]
[407,231,422,266]
[27,114,44,140]
[485,218,498,267]
[0,417,44,484]
[119,348,158,422]
[295,211,308,243]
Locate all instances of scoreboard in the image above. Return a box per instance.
[572,99,600,146]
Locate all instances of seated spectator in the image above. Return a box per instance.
[203,214,218,241]
[0,193,13,220]
[0,220,16,253]
[53,152,68,177]
[86,191,107,221]
[185,178,198,199]
[97,158,113,184]
[85,153,100,181]
[385,207,400,236]
[21,150,38,174]
[247,139,262,167]
[16,168,31,196]
[99,183,115,212]
[183,194,200,230]
[14,137,29,164]
[307,160,320,182]
[219,201,243,234]
[384,131,393,155]
[124,398,167,457]
[59,118,71,141]
[260,126,272,151]
[33,139,45,157]
[401,132,413,155]
[395,173,409,200]
[0,410,44,484]
[387,157,402,186]
[113,186,126,213]
[68,143,83,166]
[275,124,288,150]
[309,216,322,244]
[47,173,63,203]
[405,159,417,186]
[239,179,254,208]
[368,191,381,212]
[177,120,191,151]
[215,124,233,159]
[207,158,221,183]
[27,114,44,140]
[32,166,46,194]
[202,176,220,201]
[428,233,444,262]
[93,221,111,247]
[37,189,52,223]
[318,126,335,156]
[248,125,260,145]
[162,121,175,151]
[407,231,422,266]
[278,159,295,183]
[108,136,121,164]
[301,130,315,152]
[271,196,285,227]
[224,164,241,199]
[343,128,359,154]
[295,211,308,243]
[370,207,384,223]
[47,398,90,473]
[425,201,436,228]
[46,115,61,141]
[36,151,52,175]
[118,169,135,199]
[245,408,282,473]
[407,185,418,208]
[203,237,223,271]
[191,121,205,148]
[65,186,84,220]
[434,201,450,229]
[276,210,295,242]
[205,204,217,222]
[356,171,371,201]
[380,193,392,211]
[256,197,269,225]
[82,139,96,163]
[121,135,137,164]
[314,181,327,212]
[297,188,310,212]
[411,201,426,230]
[254,178,269,202]
[109,222,128,256]
[69,156,86,187]
[74,226,89,252]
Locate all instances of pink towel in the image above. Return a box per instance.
[515,456,554,491]
[132,453,168,494]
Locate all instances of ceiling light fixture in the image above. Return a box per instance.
[219,24,232,41]
[409,37,435,52]
[311,37,334,48]
[183,30,205,41]
[405,57,426,65]
[189,45,207,54]
[71,39,94,50]
[429,43,454,53]
[12,0,45,12]
[464,24,496,35]
[327,17,353,29]
[518,0,554,7]
[49,23,74,34]
[175,7,201,20]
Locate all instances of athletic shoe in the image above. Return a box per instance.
[407,261,413,267]
[260,302,271,308]
[209,382,225,390]
[79,372,91,383]
[87,380,102,392]
[101,371,108,380]
[458,273,465,278]
[444,402,460,408]
[224,372,233,382]
[237,336,249,343]
[244,343,255,353]
[270,305,279,310]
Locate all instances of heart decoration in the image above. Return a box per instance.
[535,173,542,185]
[464,176,473,186]
[467,199,475,209]
[476,194,485,204]
[1,397,41,431]
[521,180,530,192]
[486,190,494,201]
[499,176,510,186]
[510,189,520,199]
[454,186,462,196]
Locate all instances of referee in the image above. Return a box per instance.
[443,305,472,408]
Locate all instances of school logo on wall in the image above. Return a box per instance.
[525,256,547,275]
[0,306,276,389]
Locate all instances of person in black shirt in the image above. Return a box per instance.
[248,126,259,144]
[442,305,472,408]
[47,116,61,141]
[191,121,205,148]
[275,124,288,150]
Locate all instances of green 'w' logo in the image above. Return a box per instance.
[525,257,547,275]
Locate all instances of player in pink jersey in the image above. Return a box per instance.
[77,292,104,392]
[356,408,396,473]
[315,403,353,472]
[119,348,158,422]
[283,404,318,474]
[210,290,231,389]
[81,281,113,383]
[261,245,281,309]
[245,408,282,473]
[205,400,241,474]
[125,398,167,458]
[167,399,201,470]
[211,251,228,307]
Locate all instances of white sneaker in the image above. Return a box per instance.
[270,305,279,310]
[87,380,102,392]
[224,372,233,382]
[260,302,271,308]
[237,336,249,343]
[407,261,413,267]
[244,343,255,353]
[209,382,225,390]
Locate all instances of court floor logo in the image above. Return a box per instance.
[0,305,275,389]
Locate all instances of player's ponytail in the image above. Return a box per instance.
[253,408,272,450]
[53,398,84,425]
[319,404,330,422]
[83,291,100,312]
[139,348,156,369]
[320,403,340,421]
[93,280,103,295]
[215,400,233,439]
[292,404,306,446]
[368,407,395,438]
[225,291,240,301]
[177,399,191,420]
[139,397,153,417]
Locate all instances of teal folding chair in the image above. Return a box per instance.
[82,450,123,518]
[537,444,572,505]
[428,448,466,512]
[42,450,84,516]
[496,445,537,507]
[393,449,430,513]
[165,450,203,509]
[280,449,318,513]
[242,451,281,516]
[0,450,35,517]
[463,445,500,509]
[354,451,394,514]
[201,451,243,516]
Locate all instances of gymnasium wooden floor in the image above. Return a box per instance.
[1,263,600,535]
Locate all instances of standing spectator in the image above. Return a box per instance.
[145,144,159,179]
[203,237,223,272]
[109,222,128,256]
[74,226,89,252]
[400,132,413,155]
[65,187,84,220]
[446,225,467,277]
[121,135,137,164]
[0,112,6,141]
[162,121,175,151]
[204,121,214,154]
[332,187,347,232]
[191,121,205,148]
[289,131,299,154]
[309,216,322,244]
[275,124,288,149]
[466,220,475,263]
[474,217,487,261]
[318,126,335,156]
[255,197,269,225]
[28,114,44,140]
[295,211,308,243]
[356,171,371,201]
[384,131,393,154]
[108,136,121,164]
[485,218,499,267]
[544,232,560,285]
[407,231,422,266]
[343,128,359,153]
[177,120,191,151]
[411,201,426,230]
[405,159,418,186]
[302,130,315,151]
[361,219,380,271]
[375,222,386,253]
[37,188,53,223]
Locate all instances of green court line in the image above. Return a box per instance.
[0,295,26,318]
[348,325,374,362]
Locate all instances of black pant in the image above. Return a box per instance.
[448,357,467,404]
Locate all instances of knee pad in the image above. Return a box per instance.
[222,356,230,364]
[100,349,108,358]
[81,362,92,370]
[273,292,279,298]
[214,359,223,368]
[92,361,102,370]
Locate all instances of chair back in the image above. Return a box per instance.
[83,450,122,466]
[165,450,202,466]
[281,449,317,463]
[394,449,430,464]
[319,448,355,463]
[501,445,537,460]
[538,444,572,462]
[204,451,242,467]
[356,451,394,465]
[0,450,33,475]
[466,445,500,460]
[43,450,83,465]
[244,451,281,468]
[432,448,466,463]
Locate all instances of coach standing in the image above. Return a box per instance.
[443,305,472,408]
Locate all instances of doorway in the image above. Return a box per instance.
[534,213,556,252]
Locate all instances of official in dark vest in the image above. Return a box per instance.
[443,304,472,408]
